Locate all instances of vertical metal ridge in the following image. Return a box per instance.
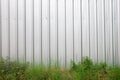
[117,0,120,65]
[115,0,118,65]
[41,0,43,64]
[103,0,106,63]
[116,0,119,65]
[96,0,98,62]
[8,0,10,60]
[115,0,116,65]
[88,0,90,58]
[24,0,26,62]
[0,0,2,57]
[56,0,59,66]
[80,0,83,61]
[111,0,114,66]
[72,0,75,62]
[65,0,67,67]
[17,0,19,62]
[33,0,35,65]
[49,0,51,66]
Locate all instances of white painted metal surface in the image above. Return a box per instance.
[0,0,120,67]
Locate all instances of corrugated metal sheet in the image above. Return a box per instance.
[0,0,120,67]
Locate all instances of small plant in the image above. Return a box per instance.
[107,66,120,80]
[70,57,118,80]
[25,65,48,80]
[0,57,28,80]
[0,57,120,80]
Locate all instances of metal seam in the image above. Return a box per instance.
[96,0,98,63]
[8,0,10,61]
[49,0,51,66]
[17,0,19,62]
[41,0,43,64]
[80,0,83,61]
[33,0,35,65]
[88,0,91,58]
[103,0,106,63]
[56,0,59,65]
[0,0,2,57]
[72,0,75,63]
[24,0,26,62]
[65,0,67,68]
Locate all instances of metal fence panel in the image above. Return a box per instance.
[0,0,120,67]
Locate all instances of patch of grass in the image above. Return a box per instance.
[0,57,28,80]
[71,57,108,80]
[0,57,120,80]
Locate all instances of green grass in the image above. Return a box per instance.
[0,57,120,80]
